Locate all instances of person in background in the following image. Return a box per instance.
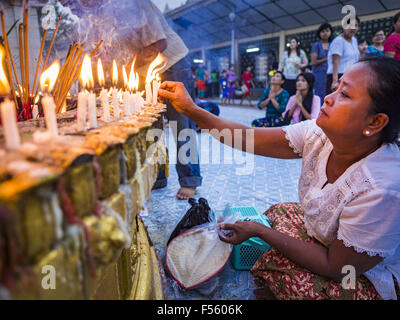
[226,64,238,105]
[383,11,400,61]
[195,63,208,99]
[219,70,229,105]
[210,69,219,97]
[240,66,256,107]
[282,72,320,124]
[60,0,202,200]
[358,38,369,59]
[326,16,360,94]
[311,22,333,104]
[252,71,289,128]
[279,37,309,96]
[366,29,385,57]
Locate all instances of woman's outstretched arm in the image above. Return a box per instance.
[158,81,300,159]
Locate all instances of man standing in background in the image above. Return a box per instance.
[59,0,202,199]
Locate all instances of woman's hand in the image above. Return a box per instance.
[218,220,266,245]
[158,81,196,115]
[295,90,303,106]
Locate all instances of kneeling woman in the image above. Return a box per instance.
[282,72,321,124]
[252,71,290,128]
[158,56,400,300]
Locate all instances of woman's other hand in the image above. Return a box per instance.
[158,81,196,115]
[218,220,266,245]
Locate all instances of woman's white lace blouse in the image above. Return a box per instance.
[282,119,400,300]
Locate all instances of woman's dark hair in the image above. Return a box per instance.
[316,22,333,42]
[388,11,400,34]
[296,72,315,121]
[359,56,400,144]
[274,70,286,82]
[286,37,301,57]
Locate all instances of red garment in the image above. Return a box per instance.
[250,203,387,300]
[383,34,400,61]
[242,72,253,97]
[196,80,206,91]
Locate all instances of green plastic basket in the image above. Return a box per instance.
[218,206,272,271]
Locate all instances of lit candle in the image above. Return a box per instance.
[145,53,166,106]
[122,65,131,116]
[83,55,97,129]
[152,73,161,105]
[77,55,90,131]
[97,59,110,122]
[112,59,120,119]
[128,58,138,114]
[39,61,60,139]
[32,94,39,119]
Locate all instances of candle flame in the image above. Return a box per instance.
[97,58,105,87]
[34,95,39,104]
[40,60,60,93]
[122,65,128,89]
[145,53,166,84]
[128,56,137,92]
[112,60,118,87]
[80,54,94,89]
[0,45,11,95]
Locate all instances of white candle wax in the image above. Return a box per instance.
[32,104,39,119]
[112,88,119,119]
[88,91,97,128]
[137,93,145,111]
[77,90,88,131]
[0,97,21,150]
[145,82,152,104]
[123,91,131,116]
[100,88,110,122]
[152,80,160,105]
[42,93,58,138]
[129,93,136,114]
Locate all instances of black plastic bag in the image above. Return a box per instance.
[167,198,212,245]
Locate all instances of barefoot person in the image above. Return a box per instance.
[158,56,400,300]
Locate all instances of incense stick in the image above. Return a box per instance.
[23,8,29,105]
[89,40,103,58]
[18,24,25,102]
[0,11,18,107]
[32,28,47,99]
[42,14,64,72]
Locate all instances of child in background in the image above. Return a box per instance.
[219,70,229,105]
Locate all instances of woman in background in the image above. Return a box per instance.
[240,66,256,107]
[282,72,320,124]
[384,11,400,61]
[252,71,289,128]
[279,37,308,96]
[227,64,238,105]
[366,29,385,57]
[195,63,208,99]
[326,17,360,94]
[311,22,333,104]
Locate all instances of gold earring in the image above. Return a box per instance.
[365,130,371,135]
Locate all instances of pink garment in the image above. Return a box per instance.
[282,95,321,124]
[383,34,400,61]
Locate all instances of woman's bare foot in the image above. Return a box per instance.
[176,187,196,200]
[253,287,276,300]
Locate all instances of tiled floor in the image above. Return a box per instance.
[142,102,302,300]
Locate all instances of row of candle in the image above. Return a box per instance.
[0,46,166,150]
